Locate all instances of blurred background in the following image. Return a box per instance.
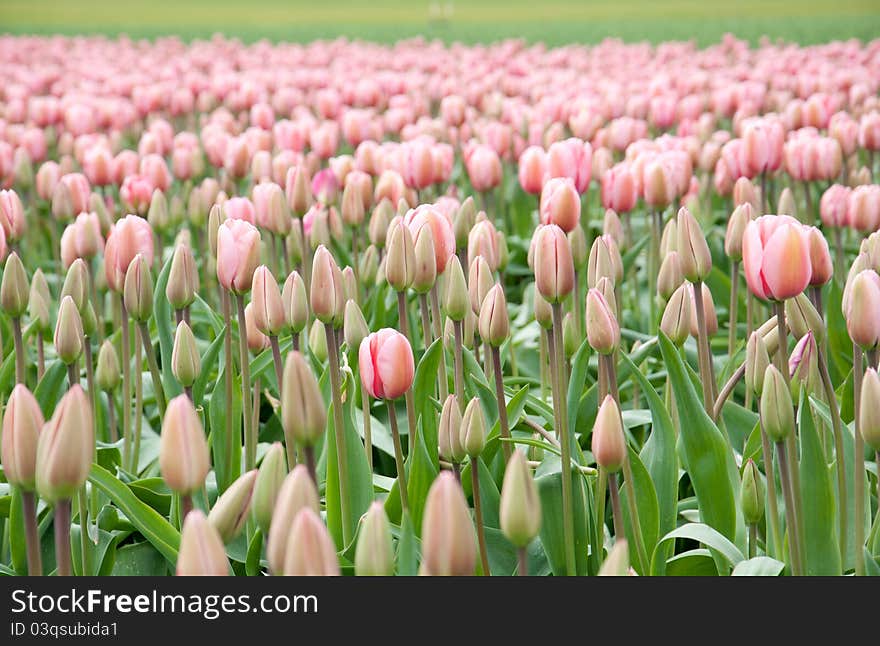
[2,0,879,45]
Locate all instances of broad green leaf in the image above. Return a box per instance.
[404,416,439,536]
[396,511,418,575]
[209,368,242,494]
[536,466,589,576]
[652,523,745,576]
[732,556,785,576]
[482,385,531,464]
[192,327,226,407]
[33,360,67,418]
[665,549,718,576]
[245,529,263,576]
[620,447,659,575]
[412,337,443,464]
[70,524,117,576]
[8,487,26,575]
[110,541,169,576]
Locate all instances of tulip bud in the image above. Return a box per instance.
[745,331,772,396]
[789,332,820,399]
[534,289,553,329]
[807,227,833,287]
[282,351,327,447]
[159,395,210,495]
[172,321,201,388]
[569,225,588,271]
[454,197,477,250]
[310,245,344,326]
[166,243,198,310]
[95,340,120,392]
[760,365,794,443]
[286,220,303,266]
[343,299,369,352]
[29,270,51,331]
[661,282,693,347]
[385,219,415,292]
[252,265,285,336]
[562,311,580,359]
[500,450,541,548]
[35,385,93,503]
[467,255,493,315]
[740,458,765,526]
[592,395,626,473]
[309,320,328,362]
[598,539,630,576]
[265,465,320,573]
[355,501,394,576]
[443,255,469,321]
[341,266,357,304]
[359,244,379,286]
[460,396,488,459]
[51,181,74,220]
[123,254,153,323]
[777,187,797,220]
[341,181,365,227]
[437,394,464,464]
[586,288,620,354]
[81,301,98,338]
[207,204,222,257]
[689,282,718,338]
[283,508,340,576]
[282,270,309,334]
[587,235,616,289]
[534,224,575,304]
[478,284,509,347]
[1,384,44,490]
[60,259,88,312]
[147,189,170,232]
[786,292,826,345]
[176,510,229,576]
[208,469,258,543]
[603,209,623,248]
[411,225,437,295]
[676,207,712,282]
[657,251,684,300]
[252,442,288,535]
[859,368,880,450]
[368,199,394,249]
[54,295,83,365]
[420,472,477,576]
[725,203,752,262]
[660,216,678,257]
[1,252,29,318]
[287,166,313,216]
[845,270,880,349]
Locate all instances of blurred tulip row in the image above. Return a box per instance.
[0,33,879,577]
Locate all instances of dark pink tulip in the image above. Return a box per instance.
[358,329,415,400]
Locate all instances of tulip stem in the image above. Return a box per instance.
[221,292,235,490]
[595,468,607,564]
[491,347,512,462]
[748,524,757,559]
[760,427,784,559]
[138,321,167,416]
[452,320,466,407]
[235,294,256,473]
[853,345,866,576]
[303,445,318,489]
[386,401,409,513]
[180,493,193,520]
[12,317,26,385]
[776,440,804,576]
[517,547,528,576]
[816,346,848,566]
[132,326,144,474]
[36,335,45,381]
[607,472,625,544]
[77,487,91,575]
[120,299,132,472]
[106,391,118,442]
[361,383,373,472]
[621,453,650,574]
[418,293,432,350]
[539,329,549,404]
[692,280,716,413]
[649,210,660,333]
[550,302,576,576]
[396,290,411,343]
[745,293,755,411]
[470,459,490,576]
[325,323,353,547]
[67,361,78,390]
[269,335,284,397]
[21,491,42,576]
[54,499,72,577]
[713,362,745,421]
[728,261,739,358]
[429,286,449,402]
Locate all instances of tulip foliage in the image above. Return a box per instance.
[2,33,880,578]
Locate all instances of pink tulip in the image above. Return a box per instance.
[83,146,114,186]
[59,173,91,215]
[806,227,832,286]
[539,177,580,233]
[120,174,155,215]
[374,170,407,207]
[35,161,61,201]
[0,190,25,242]
[518,146,546,195]
[311,168,339,205]
[404,205,455,274]
[859,112,880,151]
[742,215,811,301]
[112,150,140,186]
[104,215,154,292]
[546,138,592,194]
[358,328,415,400]
[216,219,261,293]
[60,212,104,268]
[820,184,851,227]
[465,144,502,192]
[402,140,434,190]
[847,185,880,232]
[139,154,171,192]
[468,219,500,272]
[742,119,784,176]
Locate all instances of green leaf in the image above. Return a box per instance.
[652,523,745,576]
[245,528,263,576]
[88,464,180,565]
[396,511,418,575]
[799,396,841,574]
[412,337,443,464]
[33,360,67,418]
[153,253,183,400]
[565,340,590,464]
[665,549,718,576]
[404,416,439,536]
[732,556,785,576]
[620,447,660,575]
[111,541,169,576]
[659,333,739,545]
[8,487,26,575]
[536,466,589,576]
[70,525,117,576]
[482,385,530,464]
[209,368,242,494]
[193,327,225,407]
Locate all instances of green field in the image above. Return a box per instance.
[2,0,879,45]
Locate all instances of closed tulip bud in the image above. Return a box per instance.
[340,265,356,304]
[29,270,50,330]
[54,296,83,365]
[160,395,209,495]
[592,394,626,473]
[282,270,309,333]
[208,469,257,543]
[359,244,379,286]
[252,442,287,535]
[534,224,575,304]
[166,243,198,310]
[368,199,394,248]
[786,293,825,345]
[172,321,200,388]
[562,311,580,359]
[81,301,97,338]
[745,332,771,396]
[308,208,331,250]
[598,539,630,576]
[500,450,541,548]
[283,508,340,576]
[286,165,313,216]
[251,265,285,336]
[777,187,797,219]
[309,320,328,361]
[478,283,509,347]
[0,252,28,317]
[454,197,477,250]
[310,245,344,326]
[341,181,365,226]
[733,177,760,213]
[35,385,93,503]
[355,501,394,576]
[95,340,120,392]
[845,270,880,349]
[443,255,469,321]
[534,288,553,329]
[677,207,712,282]
[420,472,477,576]
[807,227,832,287]
[147,189,169,232]
[60,258,88,312]
[743,215,811,302]
[51,181,74,220]
[603,209,623,247]
[661,282,693,347]
[283,351,327,448]
[740,459,765,526]
[266,465,320,573]
[286,220,303,265]
[411,224,437,294]
[123,254,153,323]
[587,235,616,288]
[460,396,487,459]
[176,510,229,576]
[595,276,618,317]
[207,204,221,257]
[385,219,415,292]
[789,332,820,399]
[760,365,794,443]
[586,288,620,354]
[438,395,465,464]
[1,384,44,490]
[688,282,718,338]
[657,251,684,301]
[725,203,752,262]
[569,225,588,270]
[859,368,880,450]
[340,301,367,355]
[497,232,510,273]
[216,219,261,293]
[660,216,678,257]
[468,255,493,316]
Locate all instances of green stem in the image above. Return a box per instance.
[303,445,317,490]
[816,346,848,566]
[106,391,118,442]
[470,459,490,576]
[776,440,804,576]
[325,322,353,546]
[608,472,625,543]
[120,299,132,471]
[621,453,649,574]
[221,291,234,491]
[453,319,466,408]
[728,260,739,358]
[550,302,576,576]
[21,491,42,576]
[693,279,716,412]
[749,524,757,559]
[418,293,432,350]
[595,468,607,565]
[361,382,373,472]
[429,286,449,402]
[138,321,167,415]
[517,546,528,576]
[760,427,784,559]
[854,345,866,576]
[77,487,90,575]
[386,400,409,513]
[491,346,512,463]
[12,317,26,385]
[54,499,72,577]
[236,294,255,472]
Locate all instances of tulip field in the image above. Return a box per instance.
[1,31,880,580]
